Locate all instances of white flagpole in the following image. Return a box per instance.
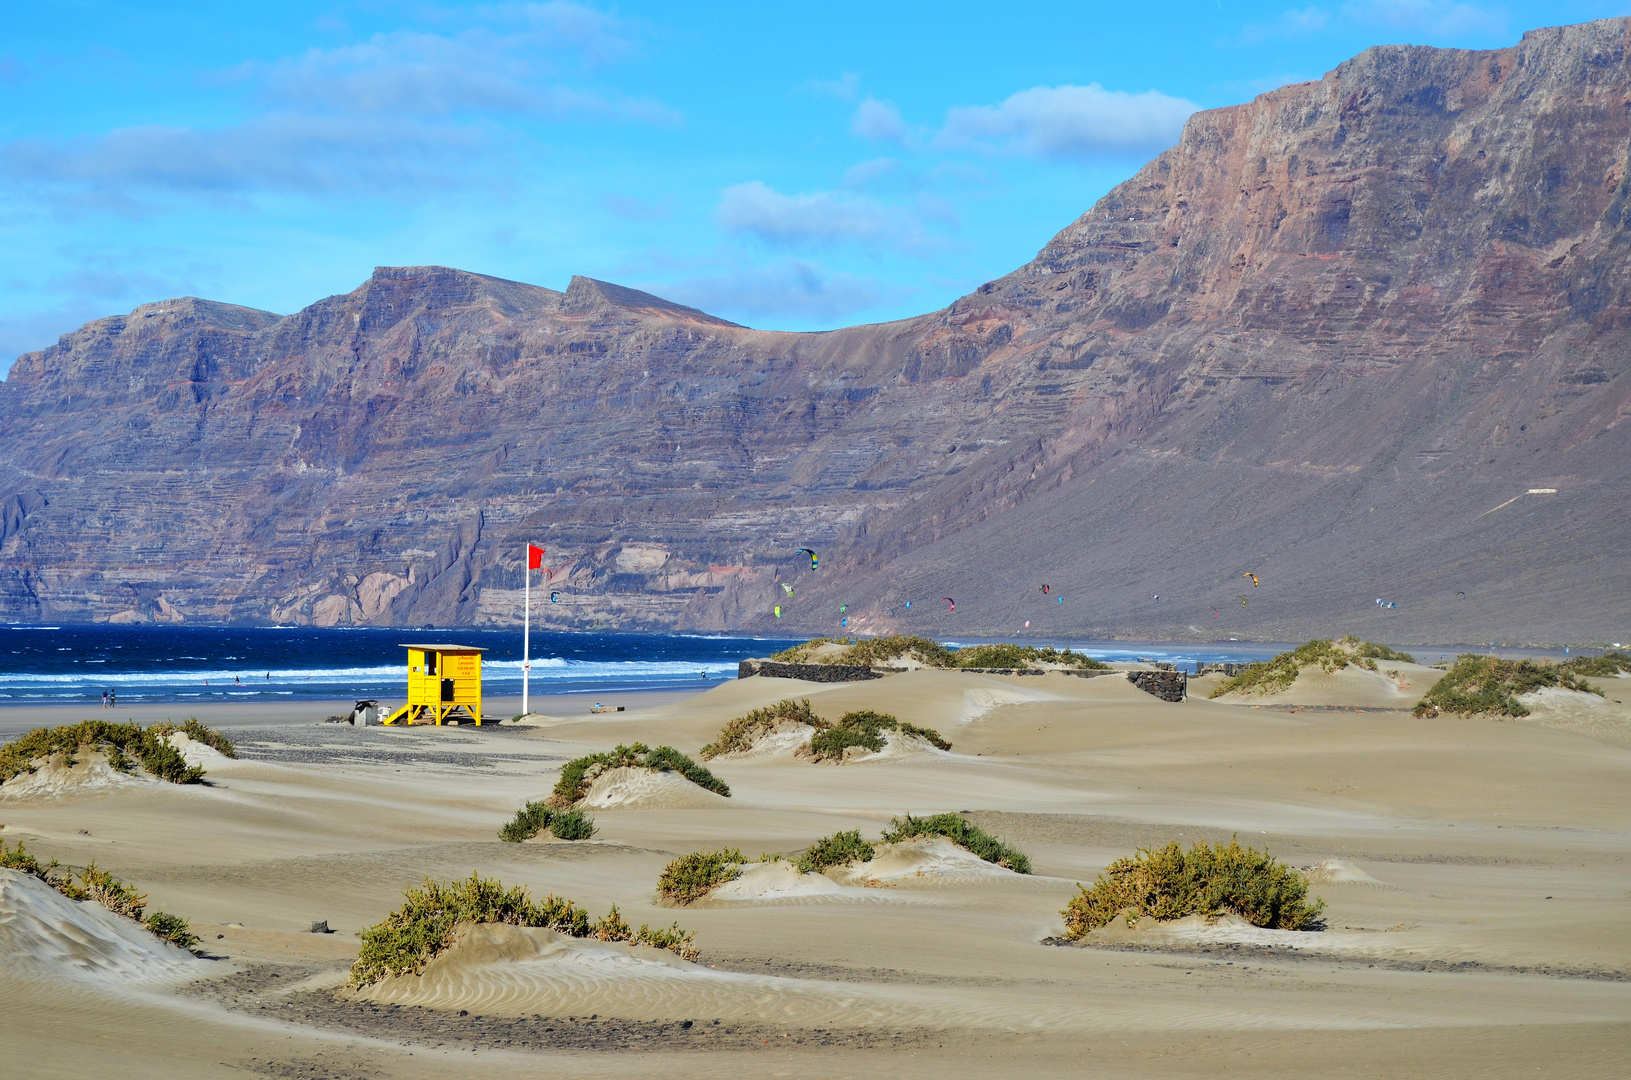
[522,548,531,716]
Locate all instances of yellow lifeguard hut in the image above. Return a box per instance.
[383,644,486,726]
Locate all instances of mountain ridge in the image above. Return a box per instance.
[3,18,1629,642]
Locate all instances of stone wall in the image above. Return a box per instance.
[1127,670,1187,702]
[737,660,883,683]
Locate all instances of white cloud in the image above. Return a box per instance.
[657,259,913,323]
[1241,1,1508,43]
[1,4,677,203]
[3,115,487,197]
[806,72,862,101]
[938,83,1197,161]
[851,97,909,143]
[843,157,903,190]
[1349,0,1508,38]
[717,180,913,249]
[601,193,673,221]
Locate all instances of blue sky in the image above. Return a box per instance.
[3,1,1627,369]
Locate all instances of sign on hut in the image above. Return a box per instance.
[383,644,486,725]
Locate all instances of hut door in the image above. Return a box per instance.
[441,679,455,703]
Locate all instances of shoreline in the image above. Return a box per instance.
[0,688,707,740]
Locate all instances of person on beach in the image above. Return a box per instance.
[101,690,108,709]
[109,689,116,708]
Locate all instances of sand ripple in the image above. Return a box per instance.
[0,869,204,984]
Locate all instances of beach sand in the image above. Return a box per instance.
[1,668,1627,1077]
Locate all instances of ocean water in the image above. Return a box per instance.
[0,625,1284,706]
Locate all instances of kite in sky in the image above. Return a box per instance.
[1244,573,1259,587]
[943,597,955,613]
[796,548,818,569]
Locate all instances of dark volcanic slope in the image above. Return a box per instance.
[3,20,1630,643]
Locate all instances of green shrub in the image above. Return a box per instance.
[700,698,825,759]
[951,644,1109,670]
[769,637,851,661]
[1211,638,1383,697]
[634,921,699,954]
[549,807,596,840]
[808,724,885,759]
[1415,654,1602,718]
[771,635,956,668]
[795,830,875,873]
[1060,838,1325,938]
[804,710,950,762]
[144,911,200,949]
[0,719,228,786]
[1,839,197,951]
[157,718,238,758]
[498,800,554,843]
[880,813,1031,874]
[79,862,147,919]
[1355,641,1416,664]
[549,743,729,807]
[348,872,700,987]
[1,838,55,879]
[1561,650,1631,678]
[656,849,746,904]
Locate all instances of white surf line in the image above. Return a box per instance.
[1479,488,1557,517]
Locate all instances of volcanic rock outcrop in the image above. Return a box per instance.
[2,19,1629,641]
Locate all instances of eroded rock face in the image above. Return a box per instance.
[2,21,1630,640]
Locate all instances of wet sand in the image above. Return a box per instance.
[1,667,1628,1078]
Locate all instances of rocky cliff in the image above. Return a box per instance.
[3,19,1629,643]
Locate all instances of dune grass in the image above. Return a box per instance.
[0,719,235,786]
[1060,838,1325,939]
[795,829,875,873]
[1,838,199,949]
[771,635,956,668]
[349,873,698,987]
[1561,650,1631,678]
[951,644,1109,670]
[700,698,824,759]
[804,710,950,762]
[497,801,596,842]
[549,743,729,807]
[1210,637,1409,697]
[1354,641,1416,664]
[880,813,1031,874]
[1415,654,1602,718]
[656,849,747,904]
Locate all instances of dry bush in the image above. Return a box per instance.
[0,838,197,949]
[1415,654,1602,718]
[550,743,729,807]
[0,720,220,785]
[700,698,824,759]
[803,710,950,762]
[656,849,746,904]
[795,829,874,873]
[880,813,1030,873]
[1060,838,1324,939]
[350,872,698,987]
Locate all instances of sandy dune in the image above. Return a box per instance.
[1,666,1628,1078]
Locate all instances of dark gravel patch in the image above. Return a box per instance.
[229,724,556,769]
[193,962,957,1054]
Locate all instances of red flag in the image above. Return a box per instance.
[527,544,545,570]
